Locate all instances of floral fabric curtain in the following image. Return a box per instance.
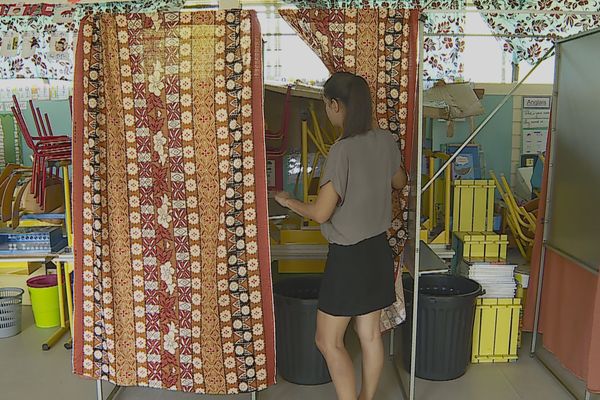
[279,8,419,330]
[72,10,276,394]
[283,0,466,82]
[474,0,600,64]
[0,0,182,80]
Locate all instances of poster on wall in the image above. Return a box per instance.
[445,144,483,180]
[522,129,548,155]
[266,159,276,189]
[522,96,551,156]
[21,32,37,59]
[0,33,20,57]
[48,33,70,61]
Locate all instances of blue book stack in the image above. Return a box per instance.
[0,227,67,255]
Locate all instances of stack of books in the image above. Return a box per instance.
[459,262,517,298]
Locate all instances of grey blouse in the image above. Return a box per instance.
[320,129,403,245]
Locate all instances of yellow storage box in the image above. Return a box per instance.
[455,231,508,262]
[280,229,327,245]
[472,298,521,363]
[278,227,328,273]
[453,180,495,233]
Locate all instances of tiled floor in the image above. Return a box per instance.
[0,306,578,400]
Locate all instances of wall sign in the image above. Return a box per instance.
[523,96,552,109]
[522,96,551,156]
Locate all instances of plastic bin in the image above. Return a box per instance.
[402,273,483,381]
[0,287,24,338]
[273,276,331,385]
[27,274,60,328]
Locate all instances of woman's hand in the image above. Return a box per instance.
[275,191,292,208]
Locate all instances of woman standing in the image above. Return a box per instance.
[275,72,408,400]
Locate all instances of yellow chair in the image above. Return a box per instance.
[490,171,535,260]
[422,151,452,245]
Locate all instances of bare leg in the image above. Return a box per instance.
[355,310,384,400]
[315,310,356,400]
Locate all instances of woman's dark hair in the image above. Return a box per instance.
[323,72,373,138]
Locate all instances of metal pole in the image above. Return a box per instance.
[301,119,309,204]
[252,391,258,400]
[105,386,122,400]
[421,44,555,194]
[96,381,122,400]
[408,18,426,400]
[96,381,103,400]
[531,44,560,355]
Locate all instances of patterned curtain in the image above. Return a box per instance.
[474,0,600,64]
[279,8,418,329]
[0,0,182,80]
[72,10,275,394]
[423,10,465,83]
[281,0,466,82]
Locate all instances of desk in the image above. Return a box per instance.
[56,252,74,349]
[270,244,329,261]
[0,253,68,350]
[419,242,451,272]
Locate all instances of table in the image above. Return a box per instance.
[0,253,68,350]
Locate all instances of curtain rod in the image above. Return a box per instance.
[424,32,557,39]
[262,31,557,39]
[183,2,600,15]
[424,8,600,16]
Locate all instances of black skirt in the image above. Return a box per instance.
[318,232,396,317]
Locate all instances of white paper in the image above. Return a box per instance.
[522,129,548,155]
[523,109,551,119]
[522,118,550,129]
[0,33,20,57]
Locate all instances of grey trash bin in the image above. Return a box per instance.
[402,273,483,381]
[274,276,331,385]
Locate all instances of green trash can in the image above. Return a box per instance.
[27,275,60,328]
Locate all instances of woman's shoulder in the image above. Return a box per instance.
[366,128,398,145]
[371,128,395,138]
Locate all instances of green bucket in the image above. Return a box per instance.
[27,275,60,328]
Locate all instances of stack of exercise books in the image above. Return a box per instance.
[458,262,517,298]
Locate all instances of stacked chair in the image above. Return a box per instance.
[11,95,72,210]
[490,171,536,261]
[266,86,293,191]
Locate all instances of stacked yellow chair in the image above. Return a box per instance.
[451,179,521,363]
[451,179,508,270]
[490,171,536,261]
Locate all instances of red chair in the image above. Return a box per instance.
[265,86,293,191]
[265,86,293,140]
[11,96,71,207]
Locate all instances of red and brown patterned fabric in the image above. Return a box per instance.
[279,8,418,330]
[72,10,275,394]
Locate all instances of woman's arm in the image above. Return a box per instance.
[275,182,339,224]
[392,167,408,190]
